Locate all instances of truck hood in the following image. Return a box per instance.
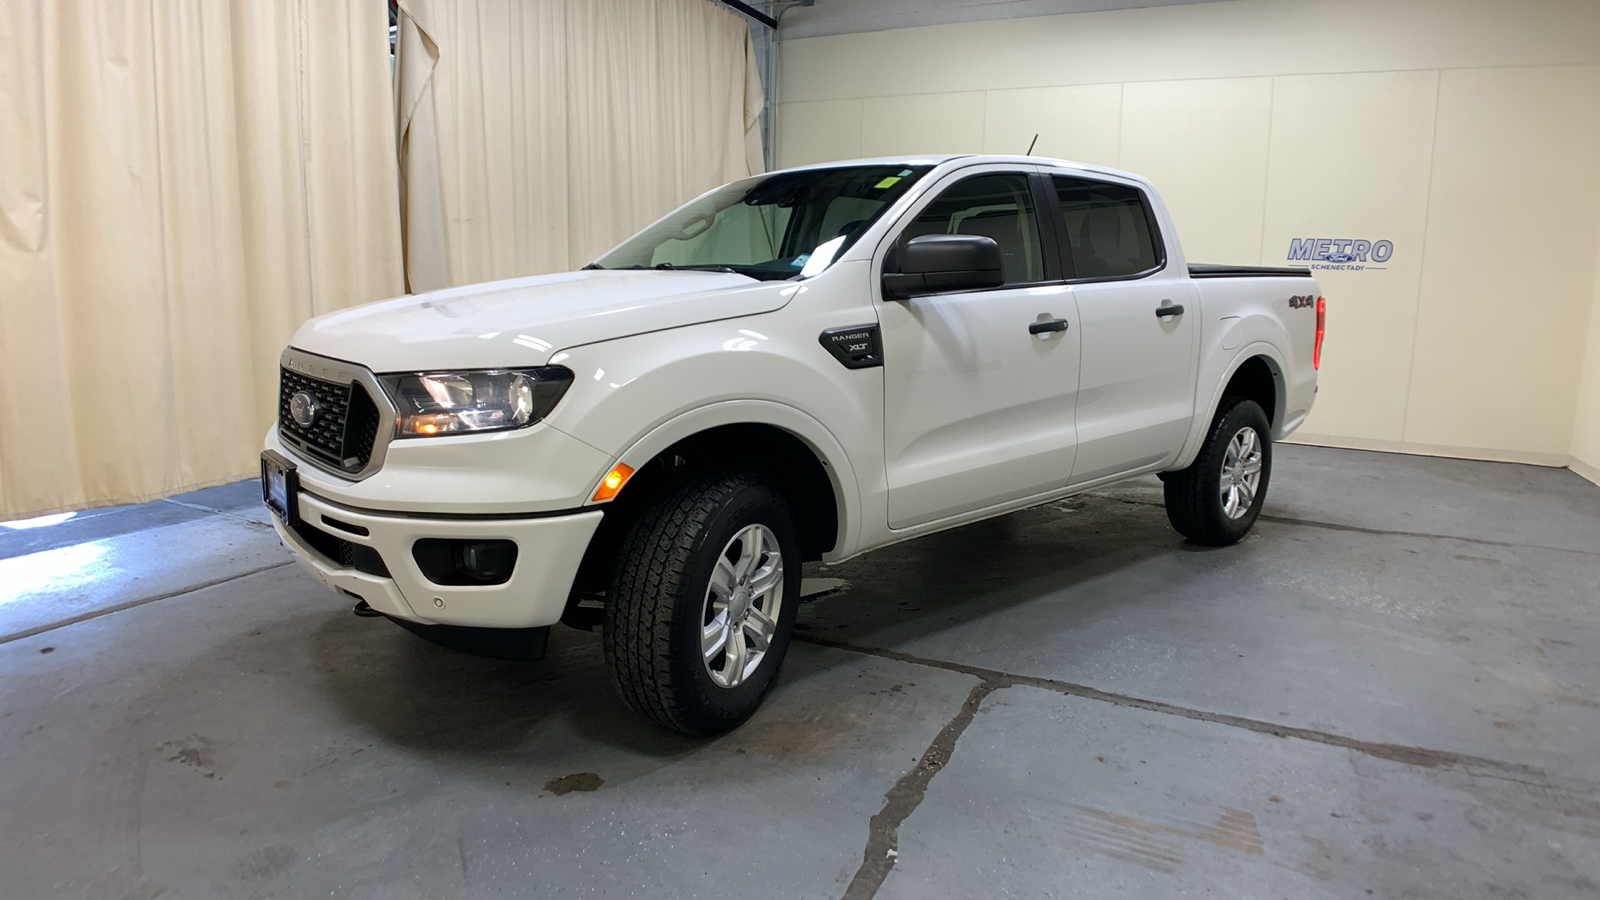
[289,269,793,371]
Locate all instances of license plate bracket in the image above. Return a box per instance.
[261,450,300,527]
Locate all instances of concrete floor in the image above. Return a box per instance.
[2,445,1598,899]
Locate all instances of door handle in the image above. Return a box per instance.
[1155,304,1186,318]
[1029,318,1069,335]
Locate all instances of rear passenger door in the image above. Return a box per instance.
[1050,175,1199,484]
[876,167,1081,530]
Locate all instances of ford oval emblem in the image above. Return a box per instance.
[290,390,321,428]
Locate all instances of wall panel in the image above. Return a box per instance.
[1404,66,1600,458]
[781,0,1600,104]
[860,91,987,158]
[1118,78,1272,265]
[776,99,864,168]
[981,84,1122,166]
[1562,213,1600,484]
[1265,71,1439,445]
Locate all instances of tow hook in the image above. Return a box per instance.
[351,599,384,618]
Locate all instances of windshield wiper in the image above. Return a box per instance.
[584,262,744,274]
[653,262,740,274]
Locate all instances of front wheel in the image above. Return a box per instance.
[603,474,801,735]
[1161,398,1272,546]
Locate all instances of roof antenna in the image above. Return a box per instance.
[1025,133,1039,156]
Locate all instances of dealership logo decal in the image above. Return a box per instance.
[1287,237,1392,271]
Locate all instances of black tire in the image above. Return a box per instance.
[1162,398,1272,546]
[603,474,801,735]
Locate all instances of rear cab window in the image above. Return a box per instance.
[1051,176,1165,280]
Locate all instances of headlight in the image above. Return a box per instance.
[380,367,574,438]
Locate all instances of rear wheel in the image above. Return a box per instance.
[1161,398,1272,546]
[603,474,800,735]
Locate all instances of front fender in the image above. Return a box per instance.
[541,315,881,560]
[590,399,862,558]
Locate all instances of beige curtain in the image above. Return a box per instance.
[399,0,765,286]
[395,0,450,293]
[1,0,760,520]
[0,0,403,521]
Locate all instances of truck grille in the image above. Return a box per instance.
[278,367,382,473]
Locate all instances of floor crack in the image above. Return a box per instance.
[842,677,1004,900]
[799,635,1599,798]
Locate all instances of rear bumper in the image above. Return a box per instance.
[271,489,603,629]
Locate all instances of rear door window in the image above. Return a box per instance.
[1052,177,1163,279]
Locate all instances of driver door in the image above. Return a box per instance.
[876,168,1082,530]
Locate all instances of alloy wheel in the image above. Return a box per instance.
[1219,427,1264,520]
[700,523,784,689]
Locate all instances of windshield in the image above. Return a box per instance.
[592,165,933,281]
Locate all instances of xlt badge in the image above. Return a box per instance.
[819,325,882,369]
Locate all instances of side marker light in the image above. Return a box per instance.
[591,462,635,502]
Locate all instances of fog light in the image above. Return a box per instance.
[412,538,519,586]
[459,541,515,580]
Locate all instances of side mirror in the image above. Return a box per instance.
[882,234,1004,300]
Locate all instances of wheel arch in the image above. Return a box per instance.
[1220,354,1282,428]
[1173,343,1289,471]
[563,402,859,619]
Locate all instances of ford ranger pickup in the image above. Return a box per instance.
[261,155,1325,734]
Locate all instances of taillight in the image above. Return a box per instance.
[1313,295,1326,369]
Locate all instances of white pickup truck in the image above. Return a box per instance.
[262,155,1324,734]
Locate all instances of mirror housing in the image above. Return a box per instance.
[882,234,1004,300]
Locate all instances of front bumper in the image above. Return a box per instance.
[271,488,603,629]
